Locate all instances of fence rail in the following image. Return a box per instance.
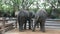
[0,17,60,31]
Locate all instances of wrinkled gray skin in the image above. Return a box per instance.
[17,9,34,31]
[32,9,48,32]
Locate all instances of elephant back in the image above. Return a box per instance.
[35,8,48,20]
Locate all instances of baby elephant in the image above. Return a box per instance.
[17,9,29,31]
[17,9,34,31]
[32,8,48,32]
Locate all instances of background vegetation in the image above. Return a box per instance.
[0,0,60,19]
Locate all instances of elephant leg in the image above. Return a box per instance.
[29,20,31,29]
[32,21,37,31]
[19,22,23,32]
[24,21,27,30]
[40,21,42,31]
[31,20,33,29]
[40,20,45,32]
[19,22,20,31]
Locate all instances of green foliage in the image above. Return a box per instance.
[0,0,60,18]
[32,8,38,13]
[57,8,60,13]
[46,9,51,14]
[58,0,60,4]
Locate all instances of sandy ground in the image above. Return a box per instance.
[5,28,60,34]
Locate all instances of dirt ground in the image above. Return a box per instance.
[5,28,60,34]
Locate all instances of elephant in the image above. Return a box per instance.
[26,11,35,29]
[32,8,48,32]
[17,9,34,31]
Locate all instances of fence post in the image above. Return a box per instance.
[2,17,5,34]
